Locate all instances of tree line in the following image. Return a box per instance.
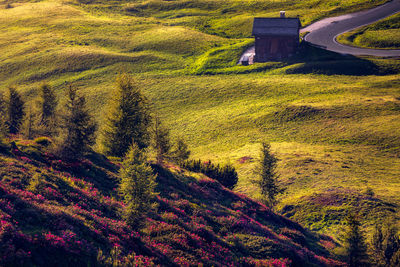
[0,74,191,225]
[181,159,238,190]
[0,75,286,225]
[343,214,400,267]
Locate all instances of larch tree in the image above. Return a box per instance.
[172,137,191,165]
[370,222,400,267]
[344,214,369,267]
[6,87,25,134]
[59,86,97,159]
[0,91,7,137]
[119,143,157,226]
[152,116,171,165]
[22,104,40,140]
[101,74,151,157]
[253,143,284,208]
[39,83,58,134]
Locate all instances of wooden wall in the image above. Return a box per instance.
[254,36,299,62]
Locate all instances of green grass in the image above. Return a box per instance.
[0,0,399,240]
[337,13,400,49]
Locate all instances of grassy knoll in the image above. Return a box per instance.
[337,13,400,49]
[1,0,400,241]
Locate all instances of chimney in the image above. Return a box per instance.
[280,11,286,18]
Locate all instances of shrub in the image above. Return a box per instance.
[217,163,238,190]
[182,159,238,190]
[27,172,45,193]
[0,139,8,153]
[364,187,375,198]
[34,136,52,147]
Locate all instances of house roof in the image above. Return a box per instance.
[252,17,301,36]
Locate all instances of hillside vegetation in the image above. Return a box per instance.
[337,13,400,49]
[1,0,400,241]
[0,138,344,266]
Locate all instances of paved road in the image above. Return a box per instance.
[302,0,400,57]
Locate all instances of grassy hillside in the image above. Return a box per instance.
[0,138,345,266]
[0,0,391,88]
[1,0,400,241]
[142,70,400,237]
[337,13,400,49]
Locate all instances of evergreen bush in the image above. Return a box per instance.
[34,136,52,147]
[182,159,238,190]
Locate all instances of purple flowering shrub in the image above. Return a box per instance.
[0,138,345,266]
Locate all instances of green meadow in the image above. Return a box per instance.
[1,0,400,238]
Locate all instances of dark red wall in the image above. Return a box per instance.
[254,36,299,62]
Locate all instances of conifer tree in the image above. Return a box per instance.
[172,138,191,165]
[59,86,97,159]
[253,143,283,208]
[39,83,58,133]
[370,222,400,267]
[0,91,6,137]
[6,87,25,134]
[101,74,151,157]
[344,214,369,267]
[390,250,400,267]
[219,163,238,190]
[152,117,171,164]
[22,105,40,140]
[119,143,156,226]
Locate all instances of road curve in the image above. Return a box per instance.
[302,0,400,57]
